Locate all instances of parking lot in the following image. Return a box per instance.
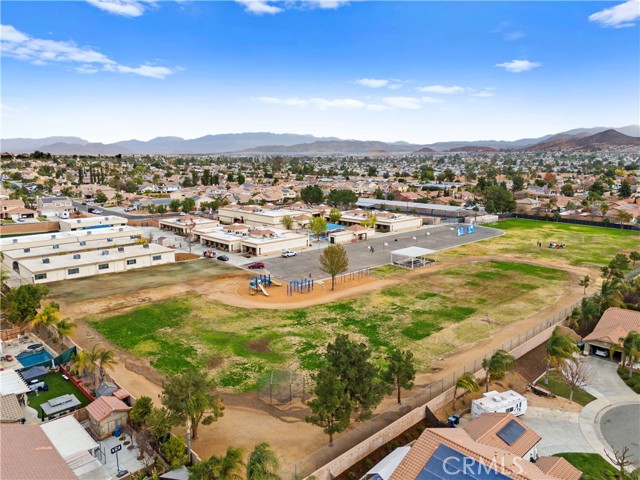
[250,225,502,282]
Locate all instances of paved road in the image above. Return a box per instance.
[72,201,177,220]
[600,404,640,465]
[253,225,502,282]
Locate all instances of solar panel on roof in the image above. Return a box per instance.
[417,444,512,480]
[497,419,526,446]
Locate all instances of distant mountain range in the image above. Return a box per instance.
[2,125,639,155]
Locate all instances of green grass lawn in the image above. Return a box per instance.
[537,370,597,406]
[27,372,93,419]
[555,453,619,480]
[442,219,639,268]
[370,264,408,278]
[89,260,570,392]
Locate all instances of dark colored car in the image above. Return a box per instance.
[217,255,230,261]
[247,262,265,269]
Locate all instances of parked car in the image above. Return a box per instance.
[247,262,265,269]
[94,209,102,214]
[88,207,96,213]
[81,202,87,206]
[179,212,187,216]
[17,218,25,222]
[281,250,297,258]
[217,255,230,261]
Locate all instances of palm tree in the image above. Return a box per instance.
[545,328,579,384]
[55,319,77,342]
[453,372,479,410]
[246,443,280,480]
[210,447,245,480]
[71,350,96,381]
[93,346,117,383]
[32,302,62,333]
[482,350,516,393]
[622,331,640,379]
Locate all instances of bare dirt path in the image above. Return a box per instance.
[60,254,597,465]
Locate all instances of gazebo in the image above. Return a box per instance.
[390,246,437,269]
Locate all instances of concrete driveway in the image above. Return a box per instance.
[254,225,501,282]
[520,356,640,468]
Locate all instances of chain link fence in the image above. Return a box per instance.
[258,370,308,405]
[282,300,582,479]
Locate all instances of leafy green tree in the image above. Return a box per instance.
[382,348,416,404]
[6,284,49,325]
[246,443,280,480]
[630,251,640,267]
[146,407,175,445]
[161,435,188,469]
[511,175,525,192]
[602,254,630,280]
[616,210,633,226]
[157,204,168,215]
[360,213,377,229]
[483,185,516,214]
[161,368,224,440]
[309,216,327,242]
[130,396,154,426]
[237,173,246,185]
[319,244,349,290]
[327,189,358,207]
[324,334,384,420]
[54,318,76,342]
[560,183,574,197]
[32,301,62,331]
[453,372,479,410]
[305,369,351,444]
[481,350,516,392]
[280,215,293,230]
[545,327,579,384]
[619,180,632,199]
[300,185,324,205]
[579,275,590,295]
[169,199,182,212]
[328,208,342,223]
[94,190,108,204]
[182,198,196,213]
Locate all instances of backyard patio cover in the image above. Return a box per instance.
[21,366,48,383]
[390,246,436,258]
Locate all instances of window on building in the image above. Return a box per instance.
[34,273,47,280]
[127,259,137,265]
[152,255,162,261]
[98,264,109,270]
[68,268,80,275]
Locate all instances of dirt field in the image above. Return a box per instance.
[55,219,633,467]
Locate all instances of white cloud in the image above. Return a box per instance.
[355,78,390,88]
[505,31,525,41]
[258,96,365,109]
[418,85,466,94]
[471,91,495,98]
[235,0,348,15]
[495,59,541,73]
[1,24,176,79]
[236,0,283,15]
[383,96,423,110]
[589,0,640,28]
[421,96,444,104]
[86,0,156,17]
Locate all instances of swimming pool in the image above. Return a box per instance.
[326,223,345,232]
[17,350,54,367]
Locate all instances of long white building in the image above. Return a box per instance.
[0,226,143,252]
[17,243,176,284]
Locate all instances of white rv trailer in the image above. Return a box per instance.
[471,390,527,419]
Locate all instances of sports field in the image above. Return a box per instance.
[443,219,638,267]
[88,260,570,391]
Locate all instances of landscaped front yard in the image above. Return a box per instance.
[88,260,570,391]
[536,370,597,406]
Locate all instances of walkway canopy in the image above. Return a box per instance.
[390,246,436,269]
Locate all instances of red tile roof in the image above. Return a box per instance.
[535,456,581,480]
[0,425,76,480]
[583,308,640,344]
[464,413,541,457]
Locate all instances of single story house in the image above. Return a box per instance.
[583,307,640,361]
[86,395,131,439]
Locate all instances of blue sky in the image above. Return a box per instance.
[2,0,639,143]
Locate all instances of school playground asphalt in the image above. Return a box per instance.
[247,224,502,282]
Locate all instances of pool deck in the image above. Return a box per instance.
[0,333,57,370]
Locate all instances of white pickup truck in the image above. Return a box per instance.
[281,250,297,258]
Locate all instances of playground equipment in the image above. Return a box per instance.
[454,224,476,236]
[287,278,315,296]
[249,274,282,297]
[335,267,372,284]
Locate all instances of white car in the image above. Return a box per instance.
[281,250,297,258]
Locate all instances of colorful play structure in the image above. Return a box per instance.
[455,224,476,236]
[249,274,282,296]
[287,278,315,296]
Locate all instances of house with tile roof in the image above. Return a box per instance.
[388,413,580,480]
[583,307,640,360]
